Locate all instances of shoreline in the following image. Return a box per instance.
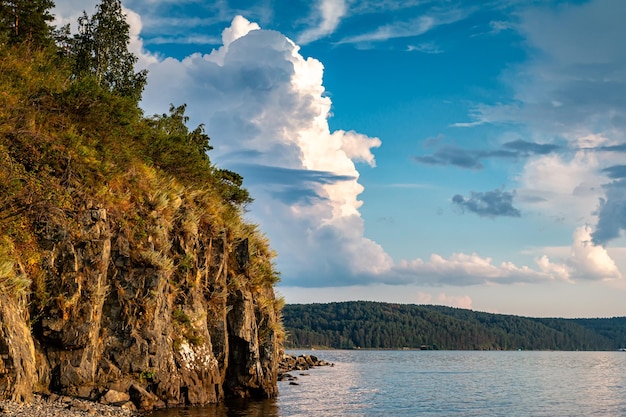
[0,354,332,416]
[0,394,138,417]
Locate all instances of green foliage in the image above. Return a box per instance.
[145,104,252,208]
[283,302,626,351]
[0,22,281,341]
[71,0,147,101]
[145,104,213,181]
[139,370,155,382]
[215,168,253,207]
[0,0,55,46]
[172,308,192,326]
[172,308,204,346]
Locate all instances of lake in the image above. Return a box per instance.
[149,349,626,416]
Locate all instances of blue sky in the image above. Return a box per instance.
[53,0,626,317]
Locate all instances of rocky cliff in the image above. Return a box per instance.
[0,198,282,410]
[0,45,283,411]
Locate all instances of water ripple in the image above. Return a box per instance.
[151,350,626,417]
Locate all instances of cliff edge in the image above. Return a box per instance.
[0,44,283,410]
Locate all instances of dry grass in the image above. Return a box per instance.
[0,238,31,295]
[139,249,175,276]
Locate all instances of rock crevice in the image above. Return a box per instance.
[0,206,281,411]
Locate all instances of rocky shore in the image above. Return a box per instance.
[0,394,138,417]
[277,353,332,384]
[0,354,329,416]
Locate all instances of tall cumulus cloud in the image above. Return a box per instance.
[141,16,392,287]
[136,15,619,288]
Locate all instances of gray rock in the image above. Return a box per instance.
[1,201,281,409]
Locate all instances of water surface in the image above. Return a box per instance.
[150,350,626,416]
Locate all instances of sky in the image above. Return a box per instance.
[52,0,626,318]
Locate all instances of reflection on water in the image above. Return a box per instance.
[148,398,280,417]
[147,350,626,417]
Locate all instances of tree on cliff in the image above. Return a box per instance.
[0,0,55,45]
[0,16,282,404]
[71,0,146,101]
[147,104,253,207]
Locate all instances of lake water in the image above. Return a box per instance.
[149,350,626,416]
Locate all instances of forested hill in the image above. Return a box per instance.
[283,302,626,351]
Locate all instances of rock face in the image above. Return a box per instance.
[0,294,37,402]
[0,204,281,410]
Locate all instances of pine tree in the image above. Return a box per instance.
[72,0,147,101]
[0,0,55,46]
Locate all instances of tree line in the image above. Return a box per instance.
[283,302,626,351]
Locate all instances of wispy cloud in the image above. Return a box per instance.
[349,0,436,14]
[233,164,357,205]
[488,19,513,33]
[413,139,562,169]
[121,1,274,46]
[502,139,560,155]
[338,15,436,44]
[592,143,626,153]
[139,16,223,31]
[413,145,492,170]
[144,34,220,45]
[337,7,468,45]
[407,41,443,54]
[387,183,431,189]
[298,0,348,44]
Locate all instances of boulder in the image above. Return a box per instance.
[101,389,130,405]
[129,383,164,411]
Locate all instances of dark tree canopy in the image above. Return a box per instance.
[0,0,55,45]
[283,302,626,351]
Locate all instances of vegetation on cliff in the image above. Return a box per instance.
[283,302,626,351]
[0,0,283,408]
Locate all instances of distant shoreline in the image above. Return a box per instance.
[283,302,626,350]
[286,347,626,352]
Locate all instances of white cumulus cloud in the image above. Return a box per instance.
[138,15,619,289]
[140,16,390,287]
[50,6,624,291]
[568,226,621,280]
[515,151,605,225]
[530,225,622,282]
